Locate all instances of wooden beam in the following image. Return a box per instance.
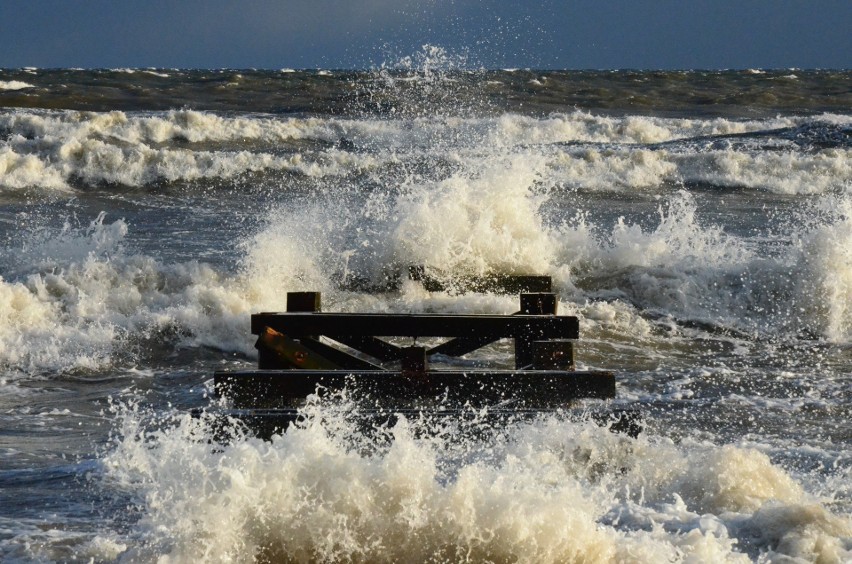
[516,292,559,368]
[401,346,427,376]
[328,335,405,362]
[255,327,340,370]
[532,340,575,371]
[427,334,501,357]
[250,313,579,340]
[287,291,321,312]
[520,293,558,315]
[425,295,559,359]
[298,337,383,370]
[215,369,614,409]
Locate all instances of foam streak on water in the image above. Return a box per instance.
[0,63,851,562]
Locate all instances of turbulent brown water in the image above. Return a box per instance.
[2,66,850,116]
[1,56,851,562]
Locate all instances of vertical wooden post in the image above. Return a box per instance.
[519,293,558,315]
[401,346,427,377]
[287,291,322,313]
[516,293,558,369]
[258,292,322,369]
[531,340,575,371]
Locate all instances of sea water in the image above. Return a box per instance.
[1,53,851,562]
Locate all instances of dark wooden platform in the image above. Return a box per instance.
[213,290,618,418]
[215,369,615,409]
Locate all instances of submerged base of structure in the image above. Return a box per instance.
[215,369,616,410]
[208,289,630,440]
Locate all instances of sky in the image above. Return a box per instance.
[1,0,850,70]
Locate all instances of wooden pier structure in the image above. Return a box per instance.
[214,287,618,431]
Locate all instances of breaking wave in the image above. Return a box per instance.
[96,397,851,563]
[1,109,849,194]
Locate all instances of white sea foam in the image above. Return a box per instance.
[0,147,69,190]
[390,154,557,277]
[5,183,851,380]
[98,398,851,563]
[0,109,333,146]
[0,213,258,374]
[563,190,852,342]
[2,109,849,193]
[2,104,851,375]
[0,80,35,91]
[672,149,852,195]
[791,194,852,341]
[0,110,381,189]
[488,111,800,146]
[238,167,852,348]
[549,147,680,190]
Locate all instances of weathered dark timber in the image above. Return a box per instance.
[520,292,559,315]
[425,293,560,360]
[532,340,575,371]
[215,290,622,428]
[401,346,428,376]
[257,291,326,369]
[330,335,405,362]
[250,313,579,340]
[515,292,559,367]
[255,327,340,369]
[287,291,321,312]
[215,369,615,409]
[298,337,382,370]
[426,334,500,357]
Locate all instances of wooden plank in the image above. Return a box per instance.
[214,369,614,409]
[532,340,575,371]
[329,335,405,362]
[516,293,559,368]
[298,337,383,370]
[427,334,500,357]
[336,267,552,294]
[520,293,558,315]
[255,327,339,369]
[338,272,403,293]
[287,291,321,312]
[250,313,579,340]
[400,346,427,376]
[426,294,558,359]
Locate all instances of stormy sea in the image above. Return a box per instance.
[1,51,850,561]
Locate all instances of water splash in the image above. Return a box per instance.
[97,395,851,563]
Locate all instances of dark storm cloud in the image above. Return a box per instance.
[0,0,849,69]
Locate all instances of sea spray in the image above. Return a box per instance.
[792,193,852,342]
[0,213,256,374]
[2,67,851,562]
[390,154,556,277]
[100,394,851,563]
[4,185,848,379]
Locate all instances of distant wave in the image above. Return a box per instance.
[1,109,849,195]
[0,80,35,90]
